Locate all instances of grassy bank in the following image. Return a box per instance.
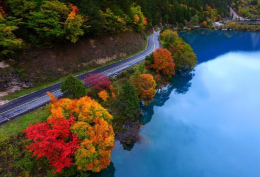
[0,107,49,138]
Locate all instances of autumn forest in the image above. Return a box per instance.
[0,0,238,176]
[0,0,232,60]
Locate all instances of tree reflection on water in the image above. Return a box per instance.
[116,72,194,152]
[140,72,194,125]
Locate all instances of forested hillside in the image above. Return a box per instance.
[231,0,260,19]
[1,0,231,60]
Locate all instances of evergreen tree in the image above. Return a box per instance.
[79,0,104,34]
[190,14,199,26]
[61,75,86,99]
[118,81,140,121]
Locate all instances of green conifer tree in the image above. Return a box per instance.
[119,81,140,121]
[61,75,86,99]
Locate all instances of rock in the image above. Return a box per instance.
[26,82,34,88]
[0,64,33,95]
[22,83,30,88]
[0,61,9,69]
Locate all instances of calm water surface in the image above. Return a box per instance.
[92,30,260,177]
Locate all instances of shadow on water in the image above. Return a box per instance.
[179,30,260,63]
[140,72,194,125]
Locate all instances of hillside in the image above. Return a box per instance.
[231,0,260,19]
[0,0,231,61]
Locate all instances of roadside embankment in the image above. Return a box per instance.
[2,30,152,101]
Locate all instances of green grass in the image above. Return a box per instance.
[0,107,49,137]
[3,37,149,101]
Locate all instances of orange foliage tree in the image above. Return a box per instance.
[133,14,140,24]
[98,90,109,101]
[26,92,115,173]
[140,74,156,105]
[148,48,175,77]
[109,85,116,100]
[143,15,148,25]
[130,71,156,105]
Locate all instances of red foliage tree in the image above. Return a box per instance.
[24,117,80,173]
[83,73,111,91]
[150,48,175,76]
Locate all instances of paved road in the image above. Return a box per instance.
[0,32,161,125]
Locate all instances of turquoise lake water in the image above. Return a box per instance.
[91,30,260,177]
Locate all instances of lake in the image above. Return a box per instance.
[91,30,260,177]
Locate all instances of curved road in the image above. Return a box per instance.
[0,32,160,125]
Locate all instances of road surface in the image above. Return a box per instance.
[0,32,160,125]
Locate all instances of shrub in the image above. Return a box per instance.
[83,73,111,91]
[61,75,86,99]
